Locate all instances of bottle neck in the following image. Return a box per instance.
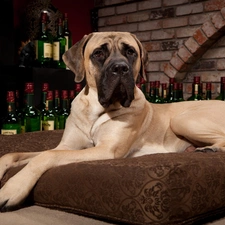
[7,102,16,114]
[61,99,69,110]
[25,93,35,107]
[45,100,53,111]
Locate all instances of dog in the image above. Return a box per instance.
[1,31,225,211]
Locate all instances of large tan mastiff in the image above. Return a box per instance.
[0,31,225,211]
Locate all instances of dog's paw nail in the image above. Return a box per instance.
[195,148,217,153]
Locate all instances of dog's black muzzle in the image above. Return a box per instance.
[98,60,135,108]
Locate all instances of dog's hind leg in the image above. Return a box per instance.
[170,113,225,152]
[0,152,41,180]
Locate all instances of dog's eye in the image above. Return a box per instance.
[93,50,104,58]
[126,48,136,56]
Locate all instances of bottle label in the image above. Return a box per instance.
[1,129,17,135]
[65,36,69,51]
[42,120,54,130]
[53,42,60,60]
[43,43,52,58]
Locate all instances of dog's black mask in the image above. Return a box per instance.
[91,43,137,108]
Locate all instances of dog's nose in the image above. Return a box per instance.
[111,62,129,76]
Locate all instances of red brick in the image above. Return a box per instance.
[176,3,203,16]
[184,37,200,54]
[170,52,188,71]
[211,11,225,32]
[142,42,161,51]
[177,45,196,63]
[164,63,178,78]
[217,59,225,70]
[163,17,188,28]
[201,20,221,39]
[205,0,225,11]
[193,28,208,45]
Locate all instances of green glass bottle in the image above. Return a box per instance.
[53,90,61,130]
[22,82,41,132]
[15,89,23,123]
[35,11,53,68]
[58,90,70,129]
[53,17,66,69]
[215,77,225,100]
[41,90,55,131]
[140,77,151,102]
[153,81,163,103]
[148,81,155,102]
[161,83,167,103]
[187,76,202,101]
[205,82,212,100]
[178,82,184,102]
[166,78,175,102]
[37,82,49,113]
[1,91,21,135]
[171,82,179,102]
[63,12,72,52]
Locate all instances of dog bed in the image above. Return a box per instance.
[1,130,225,225]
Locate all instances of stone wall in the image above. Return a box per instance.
[94,0,225,100]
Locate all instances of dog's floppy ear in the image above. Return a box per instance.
[131,34,148,81]
[62,33,93,82]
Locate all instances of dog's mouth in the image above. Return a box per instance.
[98,61,135,108]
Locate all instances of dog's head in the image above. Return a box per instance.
[63,32,148,108]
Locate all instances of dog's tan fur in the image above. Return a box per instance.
[1,31,225,210]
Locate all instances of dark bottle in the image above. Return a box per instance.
[41,90,55,130]
[53,90,61,130]
[1,91,21,135]
[63,12,72,51]
[75,83,82,96]
[166,78,175,102]
[15,89,23,123]
[215,77,225,100]
[69,89,75,106]
[171,82,179,102]
[187,76,202,101]
[22,82,41,132]
[222,83,225,101]
[140,77,151,102]
[35,11,53,67]
[148,81,155,102]
[58,90,70,129]
[153,81,163,103]
[38,82,49,112]
[205,82,212,100]
[178,82,184,102]
[53,17,66,69]
[161,83,167,103]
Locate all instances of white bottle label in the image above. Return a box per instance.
[41,120,54,131]
[43,43,52,58]
[53,42,60,60]
[1,129,17,135]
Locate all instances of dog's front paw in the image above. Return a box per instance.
[0,176,30,212]
[195,147,217,153]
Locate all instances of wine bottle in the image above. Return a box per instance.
[187,76,202,101]
[53,90,61,130]
[75,83,82,96]
[63,12,72,51]
[161,83,167,103]
[53,17,66,69]
[35,11,53,68]
[178,82,184,102]
[152,81,163,103]
[41,90,55,130]
[166,78,175,102]
[215,77,225,100]
[22,82,41,132]
[38,82,49,112]
[148,81,155,102]
[58,90,70,129]
[205,82,212,100]
[171,82,179,102]
[1,91,21,135]
[15,89,23,123]
[140,77,151,102]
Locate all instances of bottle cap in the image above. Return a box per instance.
[75,83,82,92]
[69,90,75,99]
[24,82,34,93]
[46,90,53,100]
[54,90,59,98]
[6,91,15,103]
[173,82,178,90]
[194,76,200,84]
[42,83,49,92]
[61,90,68,99]
[155,81,160,88]
[206,82,211,90]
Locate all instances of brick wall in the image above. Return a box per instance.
[94,0,225,100]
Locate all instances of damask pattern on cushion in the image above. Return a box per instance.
[1,131,225,224]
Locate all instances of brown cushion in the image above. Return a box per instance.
[1,131,225,224]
